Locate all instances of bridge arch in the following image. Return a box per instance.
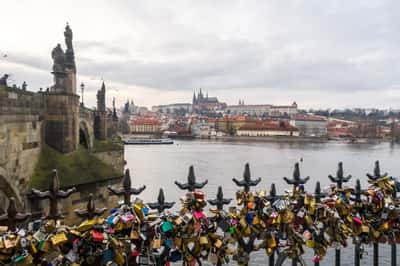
[79,121,93,149]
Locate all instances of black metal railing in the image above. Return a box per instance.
[0,160,399,266]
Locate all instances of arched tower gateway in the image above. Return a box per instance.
[44,23,80,153]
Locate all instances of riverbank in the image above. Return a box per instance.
[214,135,328,143]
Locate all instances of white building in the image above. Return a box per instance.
[237,123,299,137]
[226,102,298,117]
[152,103,192,114]
[289,115,327,137]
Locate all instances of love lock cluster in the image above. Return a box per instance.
[0,161,399,266]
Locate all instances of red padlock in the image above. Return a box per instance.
[91,230,104,242]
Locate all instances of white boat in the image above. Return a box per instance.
[123,138,174,145]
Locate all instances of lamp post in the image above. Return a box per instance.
[80,82,85,106]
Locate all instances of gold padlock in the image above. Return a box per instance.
[239,217,247,228]
[214,239,222,248]
[130,230,139,240]
[267,235,276,248]
[152,238,161,249]
[175,237,182,247]
[361,225,370,233]
[200,235,208,245]
[78,219,96,232]
[379,222,389,231]
[175,217,183,225]
[51,232,68,246]
[114,250,125,265]
[252,215,260,225]
[306,239,315,248]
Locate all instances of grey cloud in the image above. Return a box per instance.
[2,0,400,108]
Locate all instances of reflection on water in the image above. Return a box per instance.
[125,140,400,265]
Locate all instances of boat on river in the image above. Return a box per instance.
[123,138,174,145]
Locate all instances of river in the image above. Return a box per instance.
[125,139,400,265]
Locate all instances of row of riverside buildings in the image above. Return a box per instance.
[126,89,397,140]
[124,90,333,138]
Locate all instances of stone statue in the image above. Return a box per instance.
[64,23,73,51]
[51,44,65,73]
[0,74,9,86]
[22,81,27,90]
[64,23,75,69]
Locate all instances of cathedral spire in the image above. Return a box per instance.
[192,90,197,104]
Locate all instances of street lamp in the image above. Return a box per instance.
[80,82,85,106]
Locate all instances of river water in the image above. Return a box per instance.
[125,140,400,265]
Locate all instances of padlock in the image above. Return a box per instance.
[38,240,51,252]
[78,219,96,232]
[200,235,209,245]
[306,239,315,248]
[152,238,161,249]
[209,252,219,264]
[239,217,247,228]
[51,232,68,246]
[297,208,305,218]
[91,230,104,242]
[194,190,205,200]
[114,250,125,265]
[193,210,204,220]
[4,236,17,249]
[218,219,230,231]
[267,235,277,248]
[33,230,46,242]
[183,213,193,223]
[170,250,182,262]
[161,221,174,233]
[175,217,183,225]
[379,222,389,231]
[130,230,140,240]
[252,215,260,225]
[361,225,370,233]
[214,239,222,248]
[174,237,182,247]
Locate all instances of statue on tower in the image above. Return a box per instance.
[51,44,65,73]
[64,23,75,70]
[64,23,73,51]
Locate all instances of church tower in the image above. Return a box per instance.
[45,23,80,153]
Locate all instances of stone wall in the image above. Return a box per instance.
[45,93,80,153]
[92,149,125,173]
[0,86,44,206]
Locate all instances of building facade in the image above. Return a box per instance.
[237,123,299,137]
[289,115,327,137]
[226,102,298,117]
[152,103,192,114]
[130,117,161,134]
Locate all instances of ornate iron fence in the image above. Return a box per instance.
[0,160,399,266]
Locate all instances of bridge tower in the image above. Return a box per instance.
[94,82,107,140]
[44,23,80,153]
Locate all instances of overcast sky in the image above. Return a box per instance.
[1,0,400,109]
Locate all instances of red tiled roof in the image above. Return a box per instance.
[291,115,327,121]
